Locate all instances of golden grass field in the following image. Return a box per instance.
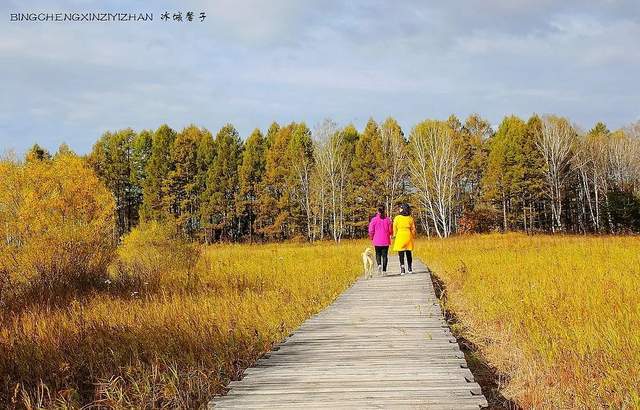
[0,225,362,408]
[415,233,640,409]
[2,231,639,408]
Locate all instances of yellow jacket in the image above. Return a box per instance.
[392,215,416,251]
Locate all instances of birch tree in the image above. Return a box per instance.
[572,123,610,232]
[312,119,346,242]
[609,125,640,192]
[537,115,575,232]
[409,120,463,238]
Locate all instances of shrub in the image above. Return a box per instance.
[108,221,200,292]
[0,154,116,311]
[457,205,501,234]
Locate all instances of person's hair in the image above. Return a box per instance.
[399,203,411,216]
[377,205,386,219]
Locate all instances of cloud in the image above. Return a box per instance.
[0,0,639,154]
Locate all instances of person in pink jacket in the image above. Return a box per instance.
[368,205,393,274]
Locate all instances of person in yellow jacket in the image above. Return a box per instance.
[392,203,416,275]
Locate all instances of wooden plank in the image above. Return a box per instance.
[209,257,487,409]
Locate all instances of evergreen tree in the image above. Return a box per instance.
[87,129,137,235]
[350,118,385,235]
[55,143,75,158]
[453,114,492,232]
[194,126,217,239]
[339,124,360,237]
[238,129,266,241]
[521,115,547,232]
[482,116,528,231]
[162,127,200,238]
[341,124,360,157]
[258,123,296,240]
[459,114,491,208]
[265,122,280,149]
[141,125,176,222]
[129,130,153,227]
[25,144,51,163]
[201,124,243,241]
[196,127,216,188]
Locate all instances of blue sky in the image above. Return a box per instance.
[1,0,639,154]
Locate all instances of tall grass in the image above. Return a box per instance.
[0,224,362,408]
[4,228,638,408]
[416,234,640,408]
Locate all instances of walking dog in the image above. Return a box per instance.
[362,247,375,279]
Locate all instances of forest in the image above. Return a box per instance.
[17,114,640,243]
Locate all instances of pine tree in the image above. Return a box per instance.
[339,124,360,237]
[129,130,153,227]
[590,122,609,136]
[350,118,385,235]
[55,143,75,157]
[25,144,51,163]
[521,115,547,232]
[288,123,314,240]
[265,122,280,149]
[459,114,491,209]
[162,127,200,238]
[238,129,266,242]
[482,116,528,231]
[450,114,492,232]
[201,124,243,241]
[141,125,176,222]
[258,123,296,240]
[196,127,216,190]
[87,129,136,235]
[341,124,360,158]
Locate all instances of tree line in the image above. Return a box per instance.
[26,114,640,241]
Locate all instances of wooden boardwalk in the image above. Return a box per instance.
[209,258,488,409]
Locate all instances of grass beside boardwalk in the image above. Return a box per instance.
[0,234,362,408]
[415,233,640,409]
[4,231,639,408]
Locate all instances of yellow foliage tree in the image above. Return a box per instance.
[0,153,116,306]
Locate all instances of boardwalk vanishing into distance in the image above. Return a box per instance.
[209,258,488,409]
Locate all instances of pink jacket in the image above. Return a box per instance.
[368,213,393,246]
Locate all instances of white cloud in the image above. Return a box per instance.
[0,0,639,154]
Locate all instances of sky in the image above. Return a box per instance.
[1,0,639,155]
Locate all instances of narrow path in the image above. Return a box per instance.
[209,258,488,409]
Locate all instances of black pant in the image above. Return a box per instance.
[374,246,389,272]
[399,250,413,271]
